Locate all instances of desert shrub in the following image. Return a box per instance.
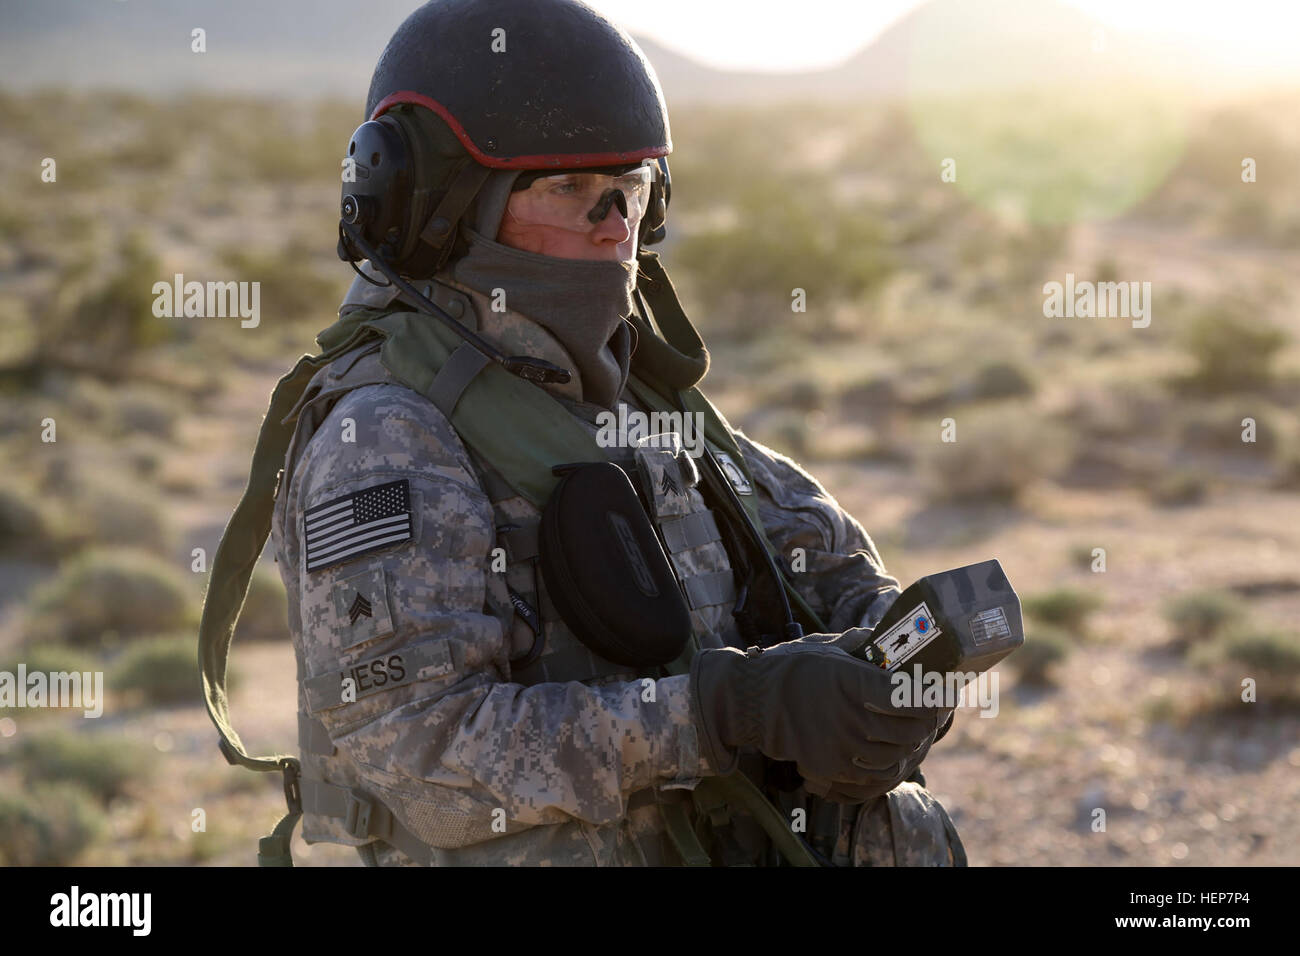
[1023,587,1103,632]
[1147,469,1209,507]
[1190,626,1300,708]
[220,242,343,322]
[0,481,65,558]
[25,548,196,649]
[969,359,1036,400]
[840,375,903,417]
[50,234,173,361]
[1181,307,1287,394]
[1069,544,1106,572]
[128,439,164,480]
[754,410,812,460]
[117,387,182,438]
[1163,591,1236,652]
[1212,628,1300,676]
[1273,439,1300,490]
[1056,381,1169,443]
[50,373,115,427]
[784,378,830,412]
[0,782,107,865]
[106,131,184,173]
[1218,191,1274,240]
[213,101,349,185]
[920,410,1070,503]
[1010,627,1071,686]
[159,471,205,496]
[112,633,224,706]
[16,729,151,803]
[71,477,176,555]
[189,826,224,864]
[1179,402,1281,455]
[234,564,289,643]
[1094,257,1121,284]
[0,642,100,681]
[674,173,894,315]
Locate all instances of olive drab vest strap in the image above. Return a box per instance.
[197,326,382,866]
[329,308,606,511]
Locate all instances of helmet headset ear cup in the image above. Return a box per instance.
[338,114,415,268]
[640,190,665,245]
[638,156,671,247]
[338,105,481,278]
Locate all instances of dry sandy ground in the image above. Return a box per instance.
[821,461,1300,866]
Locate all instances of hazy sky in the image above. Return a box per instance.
[589,0,1300,76]
[0,0,1293,97]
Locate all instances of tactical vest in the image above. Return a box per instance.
[199,250,962,867]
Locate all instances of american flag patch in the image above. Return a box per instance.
[304,479,413,573]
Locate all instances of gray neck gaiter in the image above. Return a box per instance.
[450,225,637,409]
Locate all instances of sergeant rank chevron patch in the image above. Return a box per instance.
[347,592,373,624]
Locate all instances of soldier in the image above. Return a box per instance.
[216,0,964,866]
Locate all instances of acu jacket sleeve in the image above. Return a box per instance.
[730,429,902,635]
[274,383,708,849]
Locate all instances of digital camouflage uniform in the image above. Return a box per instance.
[270,274,956,866]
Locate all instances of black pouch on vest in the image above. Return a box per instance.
[539,461,692,668]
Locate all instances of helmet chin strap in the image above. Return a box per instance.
[474,169,524,239]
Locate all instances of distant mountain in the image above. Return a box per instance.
[633,21,912,107]
[0,0,928,105]
[0,0,1284,106]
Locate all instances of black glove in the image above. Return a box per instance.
[804,631,957,803]
[690,629,950,801]
[801,717,943,804]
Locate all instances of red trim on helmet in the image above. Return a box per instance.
[371,91,671,169]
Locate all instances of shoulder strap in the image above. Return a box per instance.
[199,335,373,777]
[198,326,389,865]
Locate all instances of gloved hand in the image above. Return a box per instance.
[800,715,945,804]
[798,628,955,804]
[690,628,951,803]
